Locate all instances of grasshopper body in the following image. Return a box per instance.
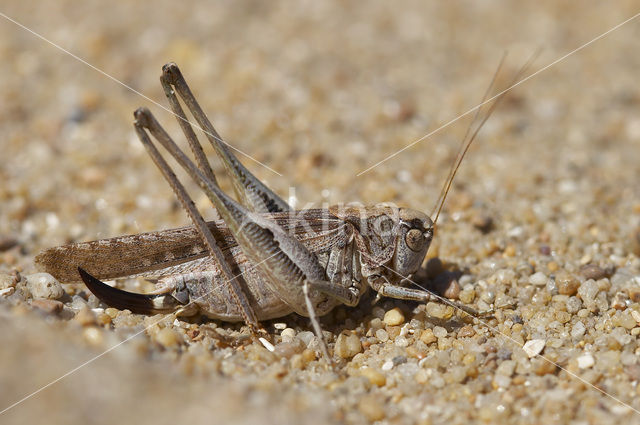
[36,62,511,360]
[37,205,434,321]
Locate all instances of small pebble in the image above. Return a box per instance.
[611,292,629,310]
[493,374,511,389]
[105,308,119,318]
[565,296,582,314]
[556,272,580,296]
[334,332,362,359]
[274,341,303,359]
[420,329,436,345]
[504,245,516,257]
[31,299,63,314]
[301,349,316,363]
[579,264,607,281]
[369,317,384,330]
[555,311,571,324]
[529,272,548,286]
[577,353,595,369]
[75,307,97,326]
[631,310,640,325]
[358,394,386,421]
[383,308,405,326]
[406,344,426,359]
[627,287,640,302]
[496,360,516,376]
[457,325,475,337]
[69,295,89,311]
[438,337,452,350]
[462,353,476,366]
[280,327,296,342]
[497,348,512,360]
[26,273,64,299]
[415,368,430,384]
[259,337,275,352]
[442,279,461,299]
[425,302,454,319]
[614,311,637,330]
[522,339,545,358]
[82,327,104,347]
[532,358,556,375]
[399,323,410,337]
[577,279,599,302]
[458,288,475,304]
[432,326,447,338]
[0,287,15,297]
[360,367,386,386]
[297,331,315,347]
[393,336,409,347]
[155,328,181,348]
[480,289,496,305]
[112,311,141,327]
[381,360,394,371]
[375,329,389,342]
[392,355,407,366]
[96,313,112,326]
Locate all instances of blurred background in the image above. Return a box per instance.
[1,1,639,424]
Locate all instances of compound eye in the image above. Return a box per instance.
[405,228,425,252]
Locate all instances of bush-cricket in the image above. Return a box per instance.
[36,59,529,362]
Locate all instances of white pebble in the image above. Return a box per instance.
[399,323,411,337]
[273,322,287,330]
[432,326,447,338]
[395,336,409,347]
[381,360,394,371]
[578,279,599,302]
[375,329,389,342]
[297,331,315,347]
[529,272,548,286]
[0,287,14,297]
[522,339,546,358]
[577,353,595,369]
[334,332,362,358]
[281,327,296,342]
[26,273,64,299]
[259,337,275,352]
[383,308,405,326]
[571,321,586,339]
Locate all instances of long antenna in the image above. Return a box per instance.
[430,52,508,219]
[431,52,539,226]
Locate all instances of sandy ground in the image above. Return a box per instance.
[1,1,640,424]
